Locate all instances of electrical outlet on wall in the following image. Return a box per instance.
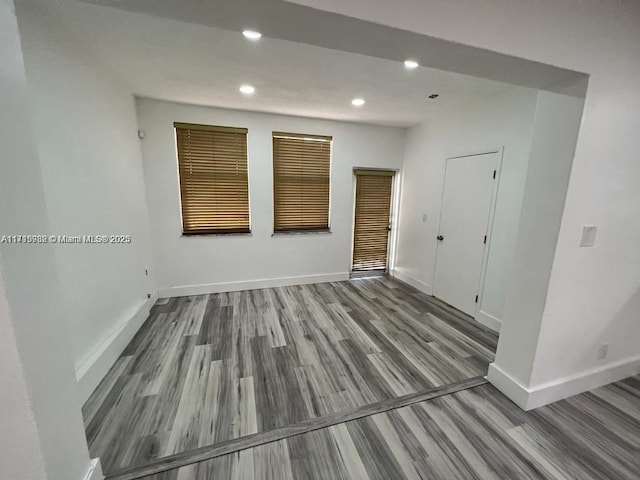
[597,343,609,360]
[422,213,427,223]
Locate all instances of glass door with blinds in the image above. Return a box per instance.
[352,170,395,273]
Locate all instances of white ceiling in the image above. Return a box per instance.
[42,0,526,127]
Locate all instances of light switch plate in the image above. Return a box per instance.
[580,225,597,247]
[422,214,427,223]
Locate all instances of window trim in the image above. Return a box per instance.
[271,229,331,237]
[174,122,250,235]
[272,131,332,141]
[181,228,251,236]
[174,122,248,134]
[272,131,332,233]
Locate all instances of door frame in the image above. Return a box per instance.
[432,147,504,317]
[349,167,400,275]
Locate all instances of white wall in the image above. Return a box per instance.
[488,92,585,408]
[0,1,93,479]
[294,0,640,405]
[137,98,405,296]
[395,87,538,330]
[16,0,157,401]
[0,260,48,480]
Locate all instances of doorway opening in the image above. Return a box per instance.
[351,170,396,275]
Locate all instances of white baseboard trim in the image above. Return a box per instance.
[75,294,157,403]
[488,353,640,410]
[83,458,103,480]
[158,272,350,298]
[475,310,501,333]
[486,363,531,409]
[525,353,640,409]
[390,269,432,295]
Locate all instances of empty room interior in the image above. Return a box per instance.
[1,1,639,479]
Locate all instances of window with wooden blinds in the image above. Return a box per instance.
[272,132,332,232]
[174,123,250,235]
[352,171,395,271]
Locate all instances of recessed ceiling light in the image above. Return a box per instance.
[428,93,439,99]
[351,98,365,107]
[242,30,262,40]
[404,59,419,69]
[239,84,256,95]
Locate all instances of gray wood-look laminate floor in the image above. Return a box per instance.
[136,375,640,480]
[83,277,498,475]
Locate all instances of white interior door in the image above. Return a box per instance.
[433,152,499,316]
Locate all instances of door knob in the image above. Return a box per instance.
[437,235,444,241]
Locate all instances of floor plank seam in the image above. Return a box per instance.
[105,376,488,480]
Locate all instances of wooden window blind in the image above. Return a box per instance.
[272,132,332,232]
[352,171,395,271]
[175,123,250,234]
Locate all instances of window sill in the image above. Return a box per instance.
[181,232,252,237]
[272,230,332,236]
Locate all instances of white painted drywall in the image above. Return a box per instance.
[16,0,157,399]
[293,0,640,405]
[490,91,585,397]
[0,2,93,479]
[395,88,538,328]
[0,259,48,480]
[137,98,405,294]
[32,0,519,129]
